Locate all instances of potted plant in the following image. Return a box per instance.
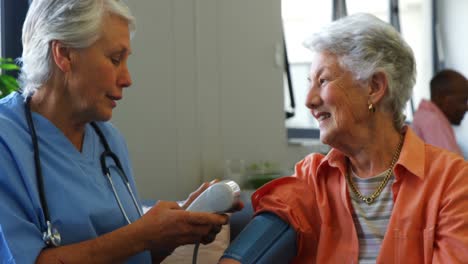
[0,57,20,98]
[245,161,282,189]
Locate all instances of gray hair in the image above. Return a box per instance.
[19,0,135,96]
[304,13,416,129]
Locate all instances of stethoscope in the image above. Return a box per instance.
[24,95,143,247]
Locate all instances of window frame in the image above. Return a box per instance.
[1,0,29,78]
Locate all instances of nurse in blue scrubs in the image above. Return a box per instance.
[0,1,230,263]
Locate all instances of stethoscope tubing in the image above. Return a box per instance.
[24,96,52,235]
[24,95,142,247]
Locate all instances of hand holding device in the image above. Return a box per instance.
[186,180,240,264]
[186,180,241,213]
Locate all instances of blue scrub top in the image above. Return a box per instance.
[0,93,151,263]
[0,225,15,264]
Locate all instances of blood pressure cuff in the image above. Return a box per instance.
[221,213,297,264]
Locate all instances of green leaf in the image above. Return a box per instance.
[0,63,20,71]
[1,75,19,88]
[0,75,19,96]
[0,58,15,63]
[0,79,8,97]
[0,57,20,98]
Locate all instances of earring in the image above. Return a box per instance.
[368,103,376,113]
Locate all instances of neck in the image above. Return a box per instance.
[29,87,86,151]
[339,115,403,179]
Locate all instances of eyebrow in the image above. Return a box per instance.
[121,47,132,55]
[112,45,132,56]
[312,67,326,80]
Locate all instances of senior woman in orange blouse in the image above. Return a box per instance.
[220,13,468,264]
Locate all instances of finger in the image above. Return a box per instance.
[154,200,183,210]
[209,179,220,185]
[178,224,214,245]
[201,233,217,245]
[226,201,244,213]
[200,224,223,244]
[182,181,215,209]
[186,212,229,225]
[210,224,222,235]
[193,179,219,196]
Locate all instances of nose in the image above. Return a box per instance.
[305,83,321,109]
[118,63,132,88]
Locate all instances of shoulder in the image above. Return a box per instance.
[399,127,465,175]
[0,93,26,129]
[293,150,345,181]
[425,144,467,173]
[404,142,468,195]
[421,146,468,214]
[295,152,326,171]
[0,93,30,150]
[254,152,329,199]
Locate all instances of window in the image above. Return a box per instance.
[282,0,432,140]
[1,0,29,65]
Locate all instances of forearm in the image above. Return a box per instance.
[36,222,147,264]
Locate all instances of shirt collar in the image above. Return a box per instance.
[317,148,347,177]
[315,126,425,180]
[396,126,425,180]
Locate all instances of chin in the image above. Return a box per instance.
[95,111,113,122]
[319,128,340,148]
[102,114,113,121]
[319,131,332,146]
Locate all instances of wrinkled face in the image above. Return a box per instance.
[442,79,468,125]
[305,52,369,146]
[66,14,132,123]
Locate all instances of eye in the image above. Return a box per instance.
[111,57,121,65]
[319,78,327,86]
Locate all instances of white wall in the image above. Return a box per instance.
[112,0,316,200]
[438,0,468,158]
[438,0,468,75]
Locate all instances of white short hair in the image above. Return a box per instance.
[19,0,135,96]
[304,13,416,129]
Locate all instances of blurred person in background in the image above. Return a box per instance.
[412,69,468,157]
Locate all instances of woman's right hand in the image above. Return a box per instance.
[136,200,229,258]
[36,200,228,264]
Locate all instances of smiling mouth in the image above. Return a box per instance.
[317,113,331,122]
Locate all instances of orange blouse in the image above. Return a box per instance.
[252,127,468,263]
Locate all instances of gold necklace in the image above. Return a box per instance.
[346,135,404,205]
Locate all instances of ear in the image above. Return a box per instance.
[368,71,388,105]
[51,40,72,73]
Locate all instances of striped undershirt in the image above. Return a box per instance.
[347,167,395,264]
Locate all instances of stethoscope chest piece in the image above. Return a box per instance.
[43,220,61,247]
